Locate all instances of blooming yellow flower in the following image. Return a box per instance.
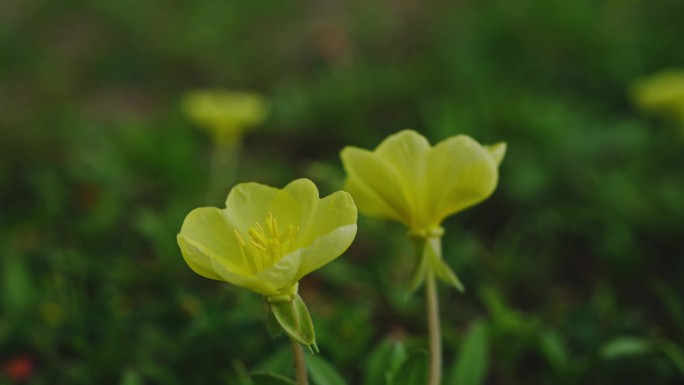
[182,90,268,140]
[631,70,684,124]
[177,178,357,298]
[340,130,505,238]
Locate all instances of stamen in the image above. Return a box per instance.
[237,214,302,275]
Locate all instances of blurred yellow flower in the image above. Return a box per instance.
[340,130,505,238]
[182,90,268,140]
[631,70,684,124]
[177,178,357,298]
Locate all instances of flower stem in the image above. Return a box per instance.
[207,132,240,204]
[426,261,442,385]
[290,338,309,385]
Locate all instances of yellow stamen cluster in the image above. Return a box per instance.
[234,212,299,274]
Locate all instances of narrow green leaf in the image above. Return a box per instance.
[449,320,488,385]
[538,329,569,370]
[658,340,684,377]
[364,339,407,385]
[254,346,292,374]
[250,372,297,385]
[600,337,652,359]
[305,354,347,385]
[392,349,428,385]
[233,360,255,385]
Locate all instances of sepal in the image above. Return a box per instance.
[408,236,465,294]
[267,294,318,352]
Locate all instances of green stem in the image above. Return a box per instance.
[290,337,309,385]
[425,241,442,385]
[207,132,240,204]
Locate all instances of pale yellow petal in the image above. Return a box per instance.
[375,130,431,225]
[485,142,507,166]
[224,182,290,231]
[340,147,412,225]
[427,135,499,225]
[177,235,277,294]
[252,250,304,294]
[178,207,246,271]
[299,190,357,245]
[295,224,357,282]
[177,235,222,280]
[281,178,320,244]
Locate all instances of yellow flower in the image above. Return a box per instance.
[177,178,357,298]
[631,70,684,123]
[182,90,268,140]
[340,130,505,237]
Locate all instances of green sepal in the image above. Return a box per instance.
[430,256,464,292]
[268,294,317,351]
[425,236,464,292]
[408,236,465,294]
[407,245,429,295]
[266,309,284,339]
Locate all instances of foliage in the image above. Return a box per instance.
[1,0,684,384]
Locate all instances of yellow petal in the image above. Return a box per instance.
[427,135,499,225]
[486,142,507,166]
[295,191,357,279]
[252,250,303,292]
[178,235,278,295]
[281,178,320,243]
[281,179,357,280]
[375,130,431,226]
[178,207,247,273]
[225,182,297,232]
[340,147,412,225]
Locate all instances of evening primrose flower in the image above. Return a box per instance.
[177,178,357,298]
[340,129,505,239]
[182,90,268,140]
[341,130,505,385]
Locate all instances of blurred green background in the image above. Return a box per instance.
[2,0,684,384]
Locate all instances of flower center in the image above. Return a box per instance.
[234,212,299,274]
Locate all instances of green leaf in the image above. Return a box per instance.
[392,349,428,385]
[600,337,652,359]
[449,320,488,385]
[233,360,255,385]
[659,340,684,377]
[269,295,316,347]
[250,372,297,385]
[538,329,569,370]
[364,339,407,385]
[119,369,143,385]
[1,254,35,316]
[305,354,347,385]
